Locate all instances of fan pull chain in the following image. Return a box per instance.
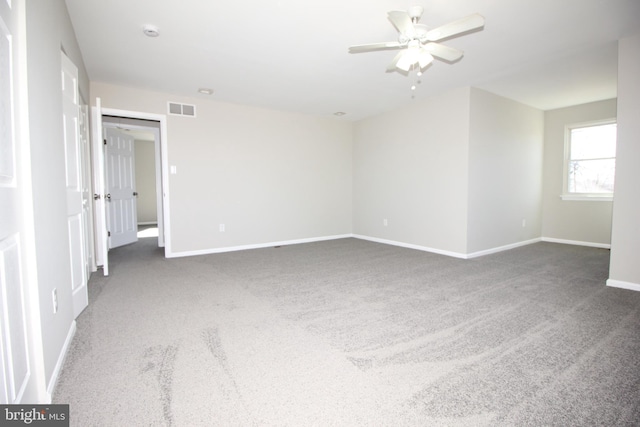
[411,67,422,99]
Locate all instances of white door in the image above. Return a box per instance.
[105,127,138,248]
[79,104,95,276]
[61,51,88,318]
[92,99,109,275]
[0,0,32,403]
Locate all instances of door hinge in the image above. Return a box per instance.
[107,231,111,237]
[103,138,107,145]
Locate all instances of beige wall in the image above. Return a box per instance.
[134,140,158,224]
[541,99,616,246]
[353,87,471,255]
[92,83,353,254]
[609,35,640,289]
[467,88,544,254]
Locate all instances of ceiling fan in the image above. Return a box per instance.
[349,6,485,73]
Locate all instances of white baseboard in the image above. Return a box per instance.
[353,235,543,259]
[166,234,353,258]
[541,237,611,249]
[607,279,640,292]
[46,320,77,402]
[352,235,468,259]
[137,222,158,226]
[466,238,541,259]
[166,234,608,261]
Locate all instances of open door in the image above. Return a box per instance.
[79,103,95,275]
[92,98,109,275]
[61,51,88,318]
[104,127,138,248]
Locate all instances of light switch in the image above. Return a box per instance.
[170,165,177,174]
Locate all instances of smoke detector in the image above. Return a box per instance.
[143,25,159,37]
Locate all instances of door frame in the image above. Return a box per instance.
[97,108,171,256]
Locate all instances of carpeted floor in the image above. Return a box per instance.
[53,236,640,426]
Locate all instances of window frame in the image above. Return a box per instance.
[561,118,617,201]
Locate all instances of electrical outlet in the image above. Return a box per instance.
[219,224,225,232]
[52,288,58,314]
[522,219,526,228]
[383,218,388,226]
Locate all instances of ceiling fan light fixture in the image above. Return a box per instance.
[418,51,434,69]
[395,54,414,71]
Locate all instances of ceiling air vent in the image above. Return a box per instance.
[167,102,196,117]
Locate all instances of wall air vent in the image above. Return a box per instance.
[167,102,196,117]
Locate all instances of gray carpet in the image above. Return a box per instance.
[53,236,640,426]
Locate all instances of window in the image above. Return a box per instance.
[562,120,617,201]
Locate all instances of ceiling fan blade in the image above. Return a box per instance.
[425,42,463,62]
[349,42,402,53]
[388,10,415,36]
[426,13,485,41]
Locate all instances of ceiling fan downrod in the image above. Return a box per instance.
[408,5,424,23]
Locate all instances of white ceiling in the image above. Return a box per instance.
[65,0,640,121]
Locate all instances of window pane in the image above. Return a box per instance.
[570,123,617,160]
[568,158,615,193]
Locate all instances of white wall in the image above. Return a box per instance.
[353,87,471,255]
[91,83,353,254]
[467,88,544,254]
[609,35,640,290]
[134,140,158,224]
[541,99,616,246]
[24,0,89,399]
[353,87,544,257]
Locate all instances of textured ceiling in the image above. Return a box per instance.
[65,0,640,121]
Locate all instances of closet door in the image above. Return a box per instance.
[0,0,32,404]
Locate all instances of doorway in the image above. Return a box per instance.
[92,106,171,275]
[102,116,163,250]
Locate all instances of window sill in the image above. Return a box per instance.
[560,194,613,202]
